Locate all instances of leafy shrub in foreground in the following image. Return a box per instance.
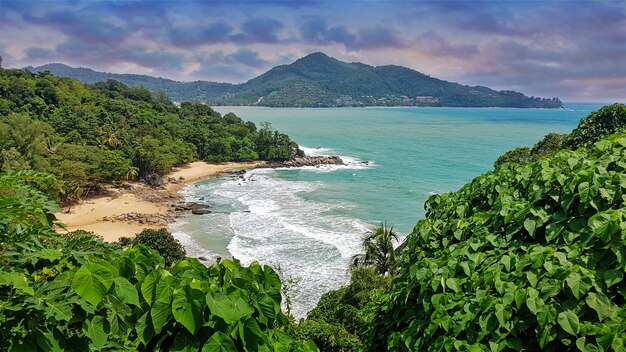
[369,133,626,351]
[566,103,626,150]
[0,173,318,351]
[296,268,391,351]
[118,228,186,267]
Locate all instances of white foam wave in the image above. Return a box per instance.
[300,146,334,156]
[171,167,373,318]
[294,145,375,173]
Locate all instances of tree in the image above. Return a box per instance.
[493,146,531,169]
[350,223,402,276]
[530,133,566,160]
[117,228,186,267]
[565,103,626,149]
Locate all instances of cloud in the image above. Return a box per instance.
[415,31,479,58]
[228,49,268,68]
[22,10,127,45]
[168,21,234,47]
[299,17,405,50]
[25,41,183,72]
[231,17,284,43]
[2,0,624,101]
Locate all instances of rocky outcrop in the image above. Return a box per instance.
[262,156,344,168]
[102,212,174,226]
[172,202,211,215]
[143,173,163,187]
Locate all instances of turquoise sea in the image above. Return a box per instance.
[171,103,604,317]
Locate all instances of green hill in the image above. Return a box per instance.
[26,53,561,108]
[24,63,240,103]
[0,69,301,203]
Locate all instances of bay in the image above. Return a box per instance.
[171,103,603,318]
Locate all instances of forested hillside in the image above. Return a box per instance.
[24,63,239,103]
[27,53,562,108]
[0,69,301,202]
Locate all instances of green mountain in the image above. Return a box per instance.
[26,53,562,108]
[24,63,239,103]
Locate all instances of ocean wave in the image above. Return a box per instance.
[295,145,375,172]
[172,159,372,318]
[220,173,367,318]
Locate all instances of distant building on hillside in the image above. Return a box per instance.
[415,96,439,104]
[0,56,3,69]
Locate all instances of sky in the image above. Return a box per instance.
[0,0,624,102]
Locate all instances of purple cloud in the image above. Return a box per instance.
[2,0,623,101]
[22,11,127,45]
[231,17,284,43]
[169,21,234,47]
[299,17,405,50]
[415,31,479,58]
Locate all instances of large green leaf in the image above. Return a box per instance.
[202,331,238,352]
[35,330,63,352]
[151,299,172,334]
[172,286,205,334]
[72,262,114,306]
[557,310,580,336]
[239,317,265,351]
[588,211,619,243]
[603,269,623,288]
[0,271,34,295]
[170,331,199,352]
[113,277,139,306]
[565,272,591,299]
[256,293,278,321]
[83,316,109,348]
[207,293,254,324]
[44,300,73,322]
[36,248,63,262]
[586,292,616,321]
[141,270,160,305]
[136,311,155,345]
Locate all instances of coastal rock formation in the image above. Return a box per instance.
[172,202,211,215]
[263,155,344,168]
[102,212,173,226]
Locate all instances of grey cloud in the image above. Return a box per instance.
[415,31,479,58]
[299,17,405,50]
[169,21,234,47]
[231,17,284,43]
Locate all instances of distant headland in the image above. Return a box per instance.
[26,52,561,108]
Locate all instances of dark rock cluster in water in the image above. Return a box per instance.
[263,155,344,168]
[172,202,211,215]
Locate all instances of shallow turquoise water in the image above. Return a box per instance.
[172,103,602,317]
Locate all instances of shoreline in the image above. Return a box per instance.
[55,161,266,242]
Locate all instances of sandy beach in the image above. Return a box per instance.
[55,161,266,242]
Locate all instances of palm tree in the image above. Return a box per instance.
[351,222,403,276]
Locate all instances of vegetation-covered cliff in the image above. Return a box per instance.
[27,53,562,108]
[0,69,301,202]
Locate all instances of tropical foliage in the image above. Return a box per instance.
[0,173,318,351]
[367,132,626,351]
[117,228,186,268]
[350,223,402,276]
[295,268,390,352]
[494,103,625,169]
[566,103,626,149]
[0,69,301,202]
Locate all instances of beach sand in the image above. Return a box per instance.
[55,161,266,242]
